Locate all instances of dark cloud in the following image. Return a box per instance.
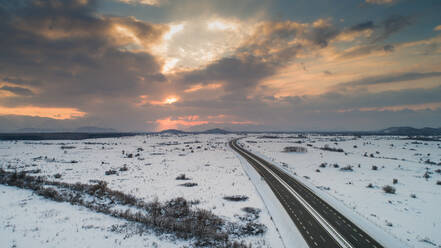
[342,15,412,42]
[0,0,166,107]
[383,44,394,52]
[348,21,375,32]
[0,85,34,96]
[372,15,413,42]
[337,71,441,88]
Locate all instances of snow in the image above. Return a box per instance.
[0,134,284,247]
[240,134,441,248]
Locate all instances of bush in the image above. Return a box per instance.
[383,185,396,194]
[340,165,353,172]
[437,181,441,185]
[54,173,62,179]
[410,194,416,198]
[367,183,374,188]
[119,165,128,172]
[179,182,198,187]
[423,171,431,179]
[283,146,307,153]
[105,169,117,175]
[372,165,378,170]
[320,145,344,153]
[393,178,398,184]
[319,163,327,168]
[36,187,63,201]
[241,207,261,216]
[60,146,76,149]
[223,195,249,202]
[175,174,190,180]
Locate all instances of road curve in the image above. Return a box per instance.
[229,139,385,248]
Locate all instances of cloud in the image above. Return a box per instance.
[337,43,394,59]
[0,0,167,115]
[0,106,86,120]
[374,15,412,41]
[348,21,375,32]
[435,25,441,31]
[0,85,34,96]
[365,0,397,5]
[116,0,161,6]
[177,18,343,99]
[337,71,441,88]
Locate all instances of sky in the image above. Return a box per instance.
[0,0,440,132]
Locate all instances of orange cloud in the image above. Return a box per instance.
[184,83,222,93]
[155,115,208,130]
[0,106,86,120]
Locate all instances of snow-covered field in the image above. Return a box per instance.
[240,134,441,248]
[0,134,284,248]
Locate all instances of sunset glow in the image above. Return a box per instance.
[149,96,179,106]
[0,106,86,120]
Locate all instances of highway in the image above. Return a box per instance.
[229,139,385,248]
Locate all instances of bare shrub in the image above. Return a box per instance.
[60,146,76,149]
[283,146,307,153]
[241,207,261,216]
[320,145,344,153]
[36,187,63,202]
[383,185,396,194]
[179,182,198,187]
[105,169,117,175]
[175,174,190,180]
[223,195,249,202]
[423,171,431,180]
[340,165,353,172]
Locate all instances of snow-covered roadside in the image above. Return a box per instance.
[0,134,284,247]
[0,185,182,248]
[240,135,441,248]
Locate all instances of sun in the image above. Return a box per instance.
[164,97,178,104]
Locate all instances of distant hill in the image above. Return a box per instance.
[15,128,62,133]
[159,129,186,134]
[200,128,231,134]
[75,126,117,133]
[379,126,441,135]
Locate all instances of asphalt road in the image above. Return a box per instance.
[229,139,385,248]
